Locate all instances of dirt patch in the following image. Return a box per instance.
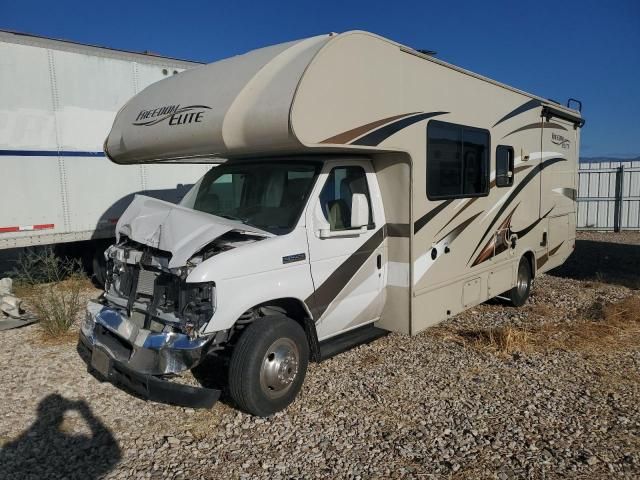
[436,295,640,356]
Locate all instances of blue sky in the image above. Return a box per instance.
[2,0,639,158]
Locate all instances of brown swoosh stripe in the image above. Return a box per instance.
[414,200,454,234]
[435,211,483,245]
[353,112,448,146]
[489,164,533,188]
[537,253,549,269]
[502,121,567,139]
[493,99,541,127]
[471,204,519,267]
[549,241,565,256]
[319,113,418,144]
[511,206,554,239]
[306,227,385,321]
[468,157,566,263]
[437,164,534,235]
[435,198,479,236]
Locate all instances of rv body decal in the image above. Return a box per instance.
[320,111,448,146]
[471,204,519,267]
[502,121,567,139]
[551,133,571,149]
[493,99,541,127]
[471,205,555,267]
[319,113,419,144]
[305,227,385,321]
[414,200,454,234]
[469,157,566,263]
[413,153,565,281]
[132,105,212,126]
[352,112,448,146]
[413,212,483,284]
[537,242,564,270]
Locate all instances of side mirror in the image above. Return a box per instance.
[351,193,369,229]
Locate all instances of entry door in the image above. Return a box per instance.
[305,160,386,341]
[540,117,577,217]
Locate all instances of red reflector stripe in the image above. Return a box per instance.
[0,224,55,234]
[33,223,55,230]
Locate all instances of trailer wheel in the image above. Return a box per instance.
[228,314,309,416]
[508,256,532,307]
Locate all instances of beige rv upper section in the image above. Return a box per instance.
[105,31,581,164]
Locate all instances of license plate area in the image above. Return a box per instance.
[91,347,112,379]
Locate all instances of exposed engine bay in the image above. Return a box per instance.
[103,231,264,337]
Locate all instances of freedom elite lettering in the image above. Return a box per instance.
[133,104,212,126]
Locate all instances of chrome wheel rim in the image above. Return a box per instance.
[517,263,529,297]
[259,338,300,399]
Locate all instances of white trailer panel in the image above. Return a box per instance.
[0,30,211,249]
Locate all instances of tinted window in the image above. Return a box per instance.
[496,145,515,187]
[427,121,489,199]
[319,166,373,231]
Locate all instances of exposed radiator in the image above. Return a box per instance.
[136,268,157,296]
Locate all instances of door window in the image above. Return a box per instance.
[318,166,373,231]
[496,145,515,187]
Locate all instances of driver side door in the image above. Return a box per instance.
[305,160,386,340]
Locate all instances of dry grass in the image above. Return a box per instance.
[437,295,640,356]
[12,248,91,339]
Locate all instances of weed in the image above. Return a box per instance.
[455,326,532,356]
[12,247,89,338]
[437,295,640,356]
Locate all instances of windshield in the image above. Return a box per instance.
[181,161,320,235]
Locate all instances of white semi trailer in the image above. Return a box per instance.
[0,30,211,280]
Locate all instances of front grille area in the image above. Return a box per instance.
[136,268,158,296]
[106,253,215,335]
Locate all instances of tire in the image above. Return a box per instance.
[92,251,107,288]
[508,256,532,307]
[228,314,309,417]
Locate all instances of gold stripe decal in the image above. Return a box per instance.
[319,113,418,144]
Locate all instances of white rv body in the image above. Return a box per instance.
[80,31,582,415]
[0,30,210,255]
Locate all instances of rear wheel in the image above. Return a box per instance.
[228,314,309,416]
[508,256,532,307]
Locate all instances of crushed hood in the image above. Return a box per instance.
[116,195,273,268]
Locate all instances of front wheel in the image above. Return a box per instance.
[508,256,532,307]
[228,315,309,416]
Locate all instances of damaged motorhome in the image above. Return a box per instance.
[79,31,583,416]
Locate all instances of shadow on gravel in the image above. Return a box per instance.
[549,239,640,289]
[0,394,121,479]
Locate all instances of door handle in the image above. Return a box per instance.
[376,254,382,270]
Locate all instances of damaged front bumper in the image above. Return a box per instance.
[79,300,220,408]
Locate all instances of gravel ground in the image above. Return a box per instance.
[0,231,639,479]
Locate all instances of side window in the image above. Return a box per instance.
[427,121,490,199]
[319,166,373,231]
[496,145,515,187]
